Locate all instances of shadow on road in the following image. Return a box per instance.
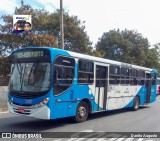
[0,106,150,132]
[0,115,75,132]
[88,106,149,121]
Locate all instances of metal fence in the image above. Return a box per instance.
[0,86,8,112]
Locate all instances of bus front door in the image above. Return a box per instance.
[95,65,108,111]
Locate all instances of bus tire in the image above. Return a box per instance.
[133,96,139,111]
[74,101,88,123]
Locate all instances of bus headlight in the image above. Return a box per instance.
[42,98,49,104]
[33,98,49,108]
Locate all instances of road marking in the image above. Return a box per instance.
[124,138,134,141]
[50,130,158,141]
[106,138,118,141]
[137,139,144,141]
[116,138,127,141]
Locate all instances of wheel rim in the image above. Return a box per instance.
[78,106,86,118]
[135,99,139,109]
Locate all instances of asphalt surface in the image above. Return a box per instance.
[0,96,160,141]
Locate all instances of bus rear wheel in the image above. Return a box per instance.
[74,101,88,122]
[133,96,139,111]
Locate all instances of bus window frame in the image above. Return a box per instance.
[109,65,120,85]
[53,55,75,96]
[120,67,130,85]
[78,59,94,85]
[8,60,51,98]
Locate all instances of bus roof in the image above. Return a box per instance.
[67,50,154,72]
[11,47,156,72]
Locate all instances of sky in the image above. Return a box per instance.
[0,0,160,47]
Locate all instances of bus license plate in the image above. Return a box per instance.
[18,108,24,113]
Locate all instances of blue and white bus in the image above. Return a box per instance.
[8,47,157,122]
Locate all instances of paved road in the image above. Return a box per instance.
[0,96,160,140]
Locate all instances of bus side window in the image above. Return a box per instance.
[152,73,156,85]
[130,69,138,85]
[120,67,130,85]
[138,70,145,85]
[109,65,120,85]
[78,59,94,84]
[54,56,75,95]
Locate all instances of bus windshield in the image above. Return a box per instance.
[9,61,50,93]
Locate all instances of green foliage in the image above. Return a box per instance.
[153,43,160,75]
[121,29,149,66]
[0,57,10,76]
[91,50,105,58]
[96,29,160,69]
[96,30,132,62]
[145,48,160,68]
[0,4,92,56]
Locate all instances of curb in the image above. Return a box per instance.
[0,111,8,114]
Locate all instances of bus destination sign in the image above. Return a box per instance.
[13,50,47,59]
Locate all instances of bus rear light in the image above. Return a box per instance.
[158,86,160,93]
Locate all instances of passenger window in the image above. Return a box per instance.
[120,67,130,85]
[152,73,156,85]
[54,56,75,95]
[138,70,145,85]
[130,69,138,85]
[109,65,120,84]
[78,59,94,84]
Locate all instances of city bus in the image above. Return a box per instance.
[7,47,158,122]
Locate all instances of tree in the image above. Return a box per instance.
[0,4,92,56]
[154,43,160,56]
[47,12,92,53]
[0,4,93,78]
[0,5,56,56]
[121,29,149,66]
[145,48,160,68]
[152,43,160,74]
[95,29,160,69]
[91,50,105,58]
[96,29,132,63]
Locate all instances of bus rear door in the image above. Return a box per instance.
[145,72,157,103]
[95,63,108,111]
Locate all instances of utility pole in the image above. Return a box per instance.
[60,0,64,50]
[21,0,24,6]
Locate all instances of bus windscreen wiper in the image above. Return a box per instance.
[28,60,39,85]
[15,61,23,83]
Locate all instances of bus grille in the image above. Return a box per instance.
[12,102,32,106]
[10,92,46,99]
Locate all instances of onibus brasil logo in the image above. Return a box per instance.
[13,15,32,33]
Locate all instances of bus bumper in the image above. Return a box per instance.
[7,102,50,120]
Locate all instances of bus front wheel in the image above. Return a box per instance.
[133,96,139,111]
[74,101,88,122]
